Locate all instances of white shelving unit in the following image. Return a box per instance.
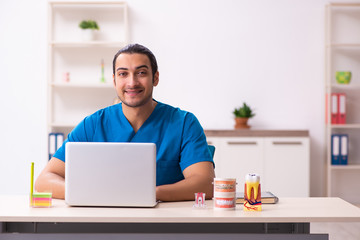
[325,3,360,204]
[47,1,128,157]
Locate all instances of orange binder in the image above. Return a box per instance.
[338,93,346,124]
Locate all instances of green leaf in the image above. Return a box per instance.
[233,102,255,118]
[79,20,100,30]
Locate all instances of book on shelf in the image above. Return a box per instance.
[331,134,348,165]
[236,191,279,204]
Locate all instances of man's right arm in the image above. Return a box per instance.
[35,157,65,199]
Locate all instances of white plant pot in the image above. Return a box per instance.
[81,29,95,41]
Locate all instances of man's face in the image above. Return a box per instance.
[113,53,159,108]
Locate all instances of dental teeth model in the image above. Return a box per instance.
[213,178,236,210]
[244,173,262,211]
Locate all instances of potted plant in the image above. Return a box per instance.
[79,20,99,41]
[233,102,255,129]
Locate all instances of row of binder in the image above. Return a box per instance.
[330,93,346,124]
[331,134,348,165]
[48,133,64,160]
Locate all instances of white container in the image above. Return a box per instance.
[81,29,95,41]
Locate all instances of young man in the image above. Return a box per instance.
[35,44,215,201]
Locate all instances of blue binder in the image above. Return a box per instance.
[331,134,340,165]
[339,134,348,165]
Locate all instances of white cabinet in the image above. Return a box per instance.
[47,1,129,157]
[263,138,309,197]
[208,137,264,190]
[207,134,309,197]
[325,3,360,204]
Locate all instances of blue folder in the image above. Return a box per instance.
[339,134,348,165]
[331,134,340,165]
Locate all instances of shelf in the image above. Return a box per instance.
[326,84,360,89]
[47,1,128,162]
[329,124,360,129]
[329,2,360,7]
[51,41,127,48]
[50,1,127,7]
[327,43,360,48]
[325,3,360,201]
[51,82,114,89]
[50,122,76,128]
[330,164,360,170]
[50,1,128,10]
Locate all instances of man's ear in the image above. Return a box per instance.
[153,71,159,87]
[113,74,116,87]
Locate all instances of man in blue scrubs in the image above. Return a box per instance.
[36,44,215,201]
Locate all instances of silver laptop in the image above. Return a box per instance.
[65,142,157,207]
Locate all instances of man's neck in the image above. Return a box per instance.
[122,99,157,133]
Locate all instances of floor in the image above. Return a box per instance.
[310,204,360,239]
[311,222,360,239]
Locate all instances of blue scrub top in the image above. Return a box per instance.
[54,101,213,186]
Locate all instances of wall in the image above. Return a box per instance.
[137,0,326,197]
[0,0,48,194]
[1,0,357,196]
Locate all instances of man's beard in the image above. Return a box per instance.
[119,90,153,108]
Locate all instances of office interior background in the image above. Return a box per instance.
[0,0,359,199]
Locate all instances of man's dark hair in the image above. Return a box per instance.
[113,43,158,78]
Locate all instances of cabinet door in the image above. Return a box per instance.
[263,137,310,197]
[217,138,264,188]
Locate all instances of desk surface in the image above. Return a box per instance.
[1,196,360,223]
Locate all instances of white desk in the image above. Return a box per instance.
[1,195,360,240]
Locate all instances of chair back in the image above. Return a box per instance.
[208,145,215,159]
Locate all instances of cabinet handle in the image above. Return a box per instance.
[227,141,258,145]
[272,141,302,145]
